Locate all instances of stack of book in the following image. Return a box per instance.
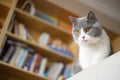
[0,39,72,79]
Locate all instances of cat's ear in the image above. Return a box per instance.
[87,11,97,23]
[69,16,77,24]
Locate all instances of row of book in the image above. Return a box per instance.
[0,39,72,80]
[8,18,74,58]
[8,16,35,42]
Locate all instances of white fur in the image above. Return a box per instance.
[78,29,110,70]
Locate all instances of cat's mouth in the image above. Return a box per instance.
[82,39,88,43]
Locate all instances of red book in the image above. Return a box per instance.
[30,53,41,73]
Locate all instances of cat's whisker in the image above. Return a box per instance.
[66,40,74,47]
[66,39,73,45]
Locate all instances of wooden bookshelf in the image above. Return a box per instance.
[0,0,119,80]
[6,32,73,63]
[0,0,75,80]
[0,61,47,80]
[15,8,72,43]
[0,1,10,28]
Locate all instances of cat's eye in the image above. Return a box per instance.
[86,27,92,32]
[75,30,80,34]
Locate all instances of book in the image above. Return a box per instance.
[18,22,27,40]
[30,53,41,73]
[9,46,22,66]
[38,57,47,76]
[62,64,71,79]
[16,49,28,68]
[35,10,57,26]
[52,63,64,80]
[47,63,58,79]
[2,44,15,63]
[38,32,50,46]
[0,37,9,60]
[22,53,34,71]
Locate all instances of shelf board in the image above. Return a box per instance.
[6,32,74,63]
[0,1,11,8]
[0,61,47,80]
[15,8,72,43]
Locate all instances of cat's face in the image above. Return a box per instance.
[69,11,102,46]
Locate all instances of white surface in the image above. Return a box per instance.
[67,51,120,80]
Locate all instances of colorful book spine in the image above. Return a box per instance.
[23,53,34,71]
[16,49,28,68]
[30,53,41,73]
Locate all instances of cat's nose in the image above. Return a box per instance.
[82,36,85,39]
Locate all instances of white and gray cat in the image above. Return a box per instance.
[69,11,113,74]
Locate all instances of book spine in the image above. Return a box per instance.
[17,49,28,68]
[18,22,27,40]
[47,63,58,79]
[9,47,21,66]
[52,63,64,80]
[33,53,41,72]
[14,48,24,66]
[2,45,15,62]
[63,64,71,79]
[30,53,41,73]
[23,53,34,71]
[38,57,47,75]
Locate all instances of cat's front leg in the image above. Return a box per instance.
[71,59,82,75]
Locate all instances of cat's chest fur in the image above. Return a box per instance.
[79,37,110,70]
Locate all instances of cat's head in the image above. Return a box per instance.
[69,11,102,46]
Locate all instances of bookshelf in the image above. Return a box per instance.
[0,0,119,80]
[0,0,77,80]
[6,32,73,63]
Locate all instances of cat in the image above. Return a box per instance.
[69,11,113,74]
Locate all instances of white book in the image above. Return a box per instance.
[18,23,27,40]
[9,47,21,65]
[52,63,64,80]
[38,57,47,75]
[47,63,58,79]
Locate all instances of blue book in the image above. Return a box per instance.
[23,53,34,71]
